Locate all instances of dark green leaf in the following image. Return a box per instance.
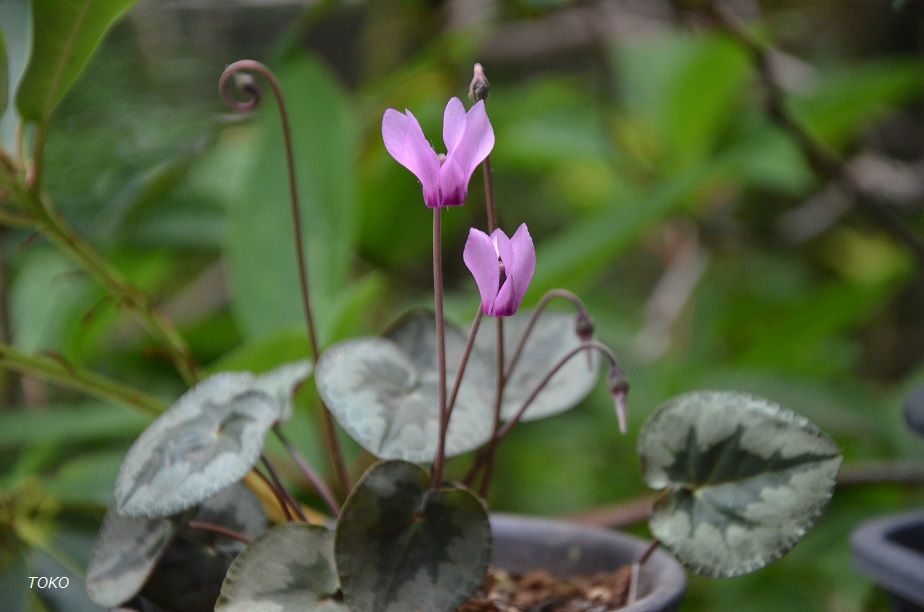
[639,391,842,577]
[335,460,491,612]
[217,523,345,612]
[114,373,278,518]
[16,0,136,121]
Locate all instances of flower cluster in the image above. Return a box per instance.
[383,97,535,316]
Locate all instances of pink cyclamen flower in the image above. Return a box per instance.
[464,223,536,317]
[382,97,494,208]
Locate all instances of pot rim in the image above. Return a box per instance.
[489,513,687,612]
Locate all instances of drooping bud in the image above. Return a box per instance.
[575,311,595,343]
[608,366,630,434]
[469,63,490,102]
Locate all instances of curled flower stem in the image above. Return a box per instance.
[464,341,625,488]
[431,209,450,487]
[261,455,307,522]
[273,427,340,516]
[436,307,485,474]
[505,289,594,381]
[187,521,254,545]
[638,539,661,566]
[220,60,350,495]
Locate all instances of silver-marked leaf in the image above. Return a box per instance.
[141,483,267,612]
[335,460,491,612]
[476,310,599,422]
[639,391,842,578]
[86,503,193,608]
[316,333,493,462]
[252,360,313,423]
[115,373,278,518]
[216,523,345,612]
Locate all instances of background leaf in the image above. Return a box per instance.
[15,0,136,121]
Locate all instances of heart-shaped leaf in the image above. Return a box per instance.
[335,460,491,612]
[638,390,842,578]
[316,323,493,461]
[85,503,193,608]
[251,360,313,423]
[475,310,598,421]
[114,373,278,518]
[216,523,345,612]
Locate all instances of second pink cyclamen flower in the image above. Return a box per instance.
[382,97,494,208]
[464,223,536,317]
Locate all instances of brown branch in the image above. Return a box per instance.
[698,0,924,264]
[565,462,924,529]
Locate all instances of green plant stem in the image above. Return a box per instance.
[219,60,350,496]
[430,208,449,488]
[0,148,199,387]
[465,341,621,487]
[31,199,199,385]
[0,342,165,415]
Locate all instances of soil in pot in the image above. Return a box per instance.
[459,566,634,611]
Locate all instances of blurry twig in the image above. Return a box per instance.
[696,1,924,264]
[565,462,924,529]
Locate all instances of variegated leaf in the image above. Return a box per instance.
[475,310,598,421]
[639,391,842,578]
[115,373,278,518]
[86,503,193,608]
[315,323,493,461]
[216,523,345,612]
[335,460,491,612]
[252,360,312,423]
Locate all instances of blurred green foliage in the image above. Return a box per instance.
[2,0,924,610]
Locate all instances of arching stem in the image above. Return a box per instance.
[187,521,254,545]
[219,60,350,495]
[464,341,627,488]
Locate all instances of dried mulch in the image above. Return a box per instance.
[458,566,633,611]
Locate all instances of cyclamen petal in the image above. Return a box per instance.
[464,224,535,317]
[382,97,494,208]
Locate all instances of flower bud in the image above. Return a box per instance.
[608,366,629,434]
[469,63,490,102]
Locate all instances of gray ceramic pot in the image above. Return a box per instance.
[491,514,687,612]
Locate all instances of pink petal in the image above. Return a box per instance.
[444,100,494,187]
[508,223,536,306]
[437,157,467,207]
[382,108,440,204]
[442,97,466,153]
[463,229,500,315]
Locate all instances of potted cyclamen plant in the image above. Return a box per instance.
[85,61,844,612]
